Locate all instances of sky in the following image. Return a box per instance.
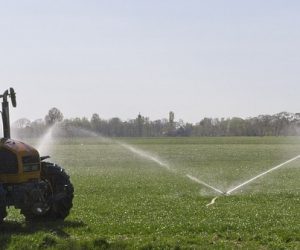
[0,0,299,123]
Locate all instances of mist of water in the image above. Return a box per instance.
[36,126,55,156]
[34,126,225,207]
[186,174,224,195]
[35,126,299,202]
[117,142,171,170]
[33,126,229,197]
[43,125,171,170]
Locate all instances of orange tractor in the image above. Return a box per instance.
[0,88,73,222]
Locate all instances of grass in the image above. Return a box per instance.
[1,137,300,249]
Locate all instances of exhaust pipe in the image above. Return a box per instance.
[1,88,17,139]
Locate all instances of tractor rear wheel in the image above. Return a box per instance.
[21,162,74,221]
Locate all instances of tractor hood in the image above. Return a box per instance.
[0,138,40,156]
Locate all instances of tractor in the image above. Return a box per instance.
[0,88,73,222]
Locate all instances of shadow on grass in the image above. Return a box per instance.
[0,220,85,249]
[0,220,128,249]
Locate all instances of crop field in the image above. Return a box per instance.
[0,137,300,249]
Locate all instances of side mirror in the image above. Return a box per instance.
[9,88,17,107]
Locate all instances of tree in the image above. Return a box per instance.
[91,113,101,132]
[228,117,246,136]
[137,113,144,137]
[45,107,64,125]
[13,118,31,129]
[199,118,213,136]
[108,117,122,136]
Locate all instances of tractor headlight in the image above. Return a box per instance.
[22,156,40,172]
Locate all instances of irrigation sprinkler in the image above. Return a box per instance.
[188,154,300,207]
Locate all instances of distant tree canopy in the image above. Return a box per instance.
[12,109,300,138]
[45,107,64,125]
[13,118,30,129]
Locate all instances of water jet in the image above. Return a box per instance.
[186,174,224,195]
[226,154,300,195]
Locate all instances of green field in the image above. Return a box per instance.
[1,137,300,249]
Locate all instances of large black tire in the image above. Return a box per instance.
[0,186,7,223]
[21,162,74,221]
[0,205,7,223]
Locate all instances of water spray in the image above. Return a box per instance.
[187,154,300,206]
[36,127,299,207]
[185,174,227,207]
[225,154,300,195]
[117,142,171,170]
[36,126,55,155]
[186,174,224,195]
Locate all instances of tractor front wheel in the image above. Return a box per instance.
[0,205,7,223]
[41,162,74,220]
[0,186,7,223]
[21,162,74,221]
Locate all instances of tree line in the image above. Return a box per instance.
[12,108,300,138]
